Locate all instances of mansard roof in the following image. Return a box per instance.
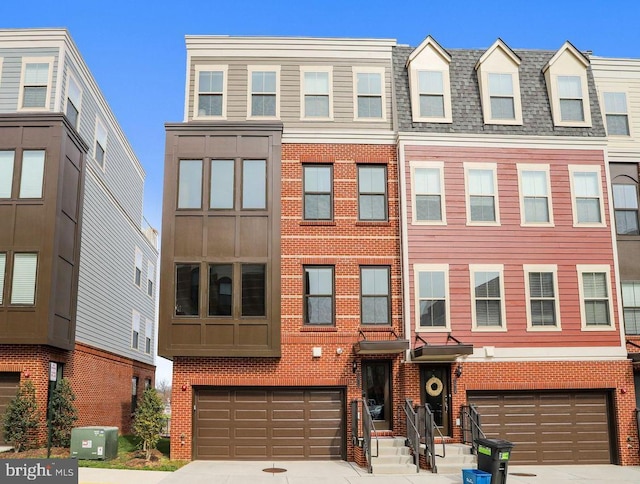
[393,43,606,137]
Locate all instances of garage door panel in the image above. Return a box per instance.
[469,391,612,465]
[195,387,344,460]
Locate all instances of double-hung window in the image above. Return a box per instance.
[417,71,445,118]
[488,73,515,120]
[175,263,200,316]
[147,262,155,297]
[177,159,202,209]
[518,165,552,225]
[569,166,604,226]
[415,265,448,330]
[249,68,279,118]
[622,282,640,335]
[411,162,445,223]
[360,267,390,325]
[301,68,331,119]
[613,184,639,235]
[558,76,585,122]
[578,265,614,329]
[19,59,52,110]
[0,253,5,305]
[354,68,385,120]
[358,165,387,221]
[196,67,225,118]
[66,75,82,128]
[303,165,332,220]
[465,164,499,224]
[11,253,38,305]
[94,119,107,169]
[145,318,152,354]
[603,92,630,136]
[471,265,505,330]
[524,266,560,330]
[134,248,143,287]
[304,266,334,325]
[131,310,140,349]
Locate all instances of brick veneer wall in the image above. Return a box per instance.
[0,343,155,444]
[403,359,639,466]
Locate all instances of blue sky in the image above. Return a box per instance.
[2,0,638,383]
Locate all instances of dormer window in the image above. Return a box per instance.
[417,71,445,118]
[543,41,592,127]
[558,76,584,122]
[476,39,522,125]
[407,36,452,123]
[488,73,515,120]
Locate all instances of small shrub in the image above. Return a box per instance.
[132,388,164,461]
[49,378,78,447]
[2,380,40,452]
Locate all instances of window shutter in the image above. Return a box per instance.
[11,253,37,304]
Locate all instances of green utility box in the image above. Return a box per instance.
[70,426,118,460]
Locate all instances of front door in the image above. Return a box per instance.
[362,361,391,430]
[421,365,451,436]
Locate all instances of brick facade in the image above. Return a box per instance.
[0,343,154,444]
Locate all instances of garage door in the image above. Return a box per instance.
[195,387,344,460]
[0,373,20,446]
[468,391,612,465]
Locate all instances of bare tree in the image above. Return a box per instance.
[155,379,171,404]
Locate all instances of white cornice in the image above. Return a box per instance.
[397,132,608,150]
[185,36,396,59]
[282,128,396,144]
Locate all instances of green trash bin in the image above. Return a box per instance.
[475,438,514,484]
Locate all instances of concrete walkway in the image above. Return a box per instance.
[79,461,640,484]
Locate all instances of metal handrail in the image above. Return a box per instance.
[419,404,445,473]
[401,399,420,473]
[461,404,486,454]
[351,398,379,473]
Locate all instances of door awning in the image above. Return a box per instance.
[626,340,640,363]
[411,334,473,361]
[354,330,410,355]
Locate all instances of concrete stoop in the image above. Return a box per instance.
[370,437,418,475]
[433,443,477,474]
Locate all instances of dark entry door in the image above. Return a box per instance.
[362,361,391,430]
[421,365,450,436]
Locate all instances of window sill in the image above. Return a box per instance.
[355,221,390,227]
[300,221,336,226]
[300,326,337,332]
[360,325,394,332]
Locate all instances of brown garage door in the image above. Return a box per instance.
[195,387,344,460]
[468,391,613,465]
[0,373,20,446]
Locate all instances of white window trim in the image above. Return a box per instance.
[17,57,55,112]
[352,66,387,122]
[65,72,82,125]
[414,263,450,333]
[470,264,507,332]
[410,69,452,123]
[479,71,523,125]
[602,90,631,137]
[523,264,561,332]
[568,165,606,228]
[548,73,592,128]
[410,161,447,225]
[145,318,153,354]
[134,247,143,287]
[464,162,501,226]
[300,66,333,121]
[576,264,616,331]
[93,118,108,171]
[132,309,141,349]
[247,65,281,120]
[147,261,155,298]
[517,164,554,227]
[193,64,227,120]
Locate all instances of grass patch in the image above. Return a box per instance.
[78,435,187,472]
